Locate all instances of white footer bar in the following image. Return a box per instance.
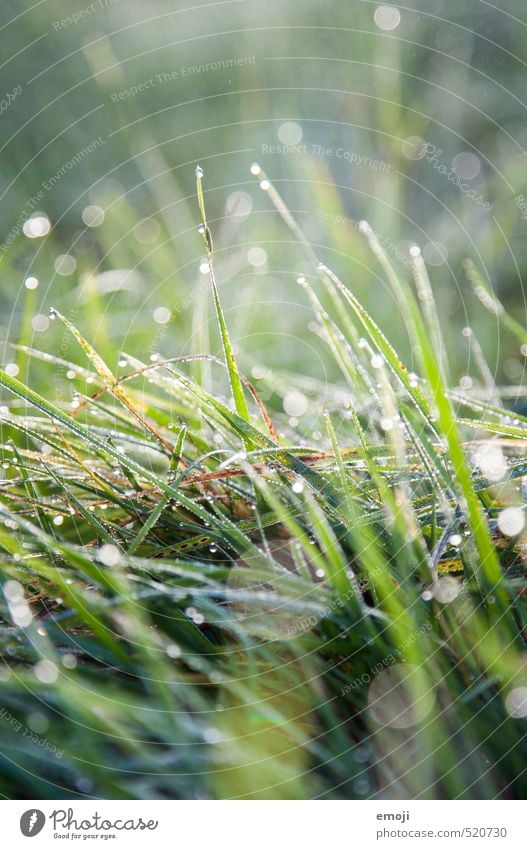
[1,800,522,848]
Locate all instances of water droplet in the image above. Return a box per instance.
[34,659,58,683]
[283,390,308,417]
[505,687,527,718]
[23,214,51,239]
[97,543,121,567]
[55,254,77,276]
[166,643,181,659]
[248,246,267,267]
[433,577,461,604]
[374,5,401,31]
[421,589,433,601]
[498,507,524,537]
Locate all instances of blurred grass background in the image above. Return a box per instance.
[1,0,527,398]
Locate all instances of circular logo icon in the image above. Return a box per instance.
[20,810,46,837]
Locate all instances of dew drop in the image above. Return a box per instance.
[498,506,525,537]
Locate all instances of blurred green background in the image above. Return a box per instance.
[1,0,527,400]
[2,0,527,803]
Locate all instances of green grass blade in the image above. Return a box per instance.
[195,166,250,425]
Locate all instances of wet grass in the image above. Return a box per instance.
[0,168,526,799]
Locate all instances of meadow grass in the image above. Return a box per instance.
[0,168,526,800]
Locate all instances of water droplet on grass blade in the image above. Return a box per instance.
[433,577,461,604]
[98,544,121,567]
[421,589,433,601]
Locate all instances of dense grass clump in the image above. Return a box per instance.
[0,169,527,800]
